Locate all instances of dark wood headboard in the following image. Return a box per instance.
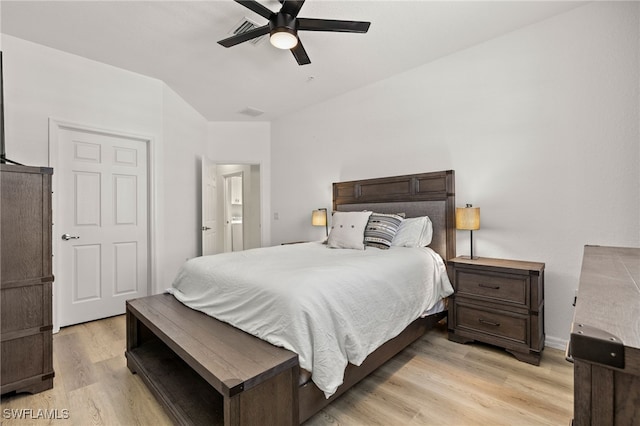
[333,170,455,262]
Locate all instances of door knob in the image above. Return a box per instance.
[61,233,80,241]
[201,226,211,231]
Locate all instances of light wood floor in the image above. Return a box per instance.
[1,315,573,425]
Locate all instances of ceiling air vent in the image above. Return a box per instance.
[239,107,265,117]
[231,17,267,46]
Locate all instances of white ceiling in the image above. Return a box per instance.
[1,1,584,121]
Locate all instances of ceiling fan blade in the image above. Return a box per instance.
[235,0,274,20]
[291,40,311,65]
[297,18,370,33]
[218,25,270,48]
[281,0,305,18]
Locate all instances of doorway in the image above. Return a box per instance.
[200,161,261,255]
[224,173,243,252]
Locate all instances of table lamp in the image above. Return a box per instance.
[456,204,480,259]
[312,208,328,237]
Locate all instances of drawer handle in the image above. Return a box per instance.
[479,319,500,327]
[478,283,500,290]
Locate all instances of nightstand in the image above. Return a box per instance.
[447,256,545,365]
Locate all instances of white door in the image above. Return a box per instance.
[223,176,232,253]
[57,127,148,327]
[201,156,217,256]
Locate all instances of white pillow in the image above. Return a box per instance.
[391,216,433,247]
[327,211,372,250]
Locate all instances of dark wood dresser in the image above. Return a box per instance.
[447,256,545,365]
[1,164,55,395]
[569,245,640,425]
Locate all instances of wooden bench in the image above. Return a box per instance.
[570,246,640,425]
[125,294,299,426]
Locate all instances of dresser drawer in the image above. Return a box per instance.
[456,269,529,306]
[455,303,528,345]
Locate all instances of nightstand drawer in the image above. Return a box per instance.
[455,303,528,345]
[456,270,528,306]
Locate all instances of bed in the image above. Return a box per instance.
[126,170,456,425]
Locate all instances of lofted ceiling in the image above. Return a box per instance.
[1,1,584,122]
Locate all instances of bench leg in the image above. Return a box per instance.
[224,366,299,426]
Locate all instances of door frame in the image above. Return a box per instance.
[48,118,156,332]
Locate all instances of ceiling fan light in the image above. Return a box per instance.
[270,29,298,50]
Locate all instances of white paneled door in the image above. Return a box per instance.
[57,127,148,327]
[201,156,217,256]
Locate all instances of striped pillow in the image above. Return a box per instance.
[364,213,404,249]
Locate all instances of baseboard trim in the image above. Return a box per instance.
[545,335,568,351]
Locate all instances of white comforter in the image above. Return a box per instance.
[169,242,453,398]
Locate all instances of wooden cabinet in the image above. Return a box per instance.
[230,176,242,205]
[231,223,243,251]
[448,256,545,365]
[570,246,640,425]
[1,164,54,395]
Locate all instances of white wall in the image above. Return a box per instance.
[160,85,208,288]
[1,36,209,319]
[247,164,261,249]
[270,2,640,347]
[2,35,163,166]
[207,122,272,246]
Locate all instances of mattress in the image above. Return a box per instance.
[169,242,453,397]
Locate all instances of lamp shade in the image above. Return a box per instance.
[312,209,327,227]
[456,205,480,230]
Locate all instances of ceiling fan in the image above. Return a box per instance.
[218,0,371,66]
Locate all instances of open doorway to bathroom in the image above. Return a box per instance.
[201,159,261,256]
[224,172,243,252]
